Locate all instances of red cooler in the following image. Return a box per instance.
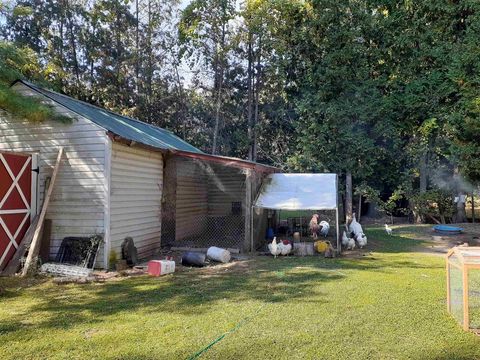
[148,260,175,276]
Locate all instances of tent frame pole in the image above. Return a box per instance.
[250,205,254,252]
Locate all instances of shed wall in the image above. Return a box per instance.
[109,143,163,259]
[175,157,208,241]
[0,84,108,267]
[172,157,247,248]
[207,166,245,216]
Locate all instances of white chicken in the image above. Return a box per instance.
[347,237,356,250]
[319,221,330,237]
[348,213,363,236]
[341,231,349,247]
[278,240,292,256]
[268,237,282,258]
[349,213,367,248]
[385,224,393,235]
[356,233,368,248]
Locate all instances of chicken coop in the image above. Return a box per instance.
[161,152,276,252]
[252,173,340,251]
[447,246,480,332]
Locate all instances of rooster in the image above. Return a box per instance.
[319,221,330,237]
[268,237,282,258]
[309,214,321,239]
[385,224,393,235]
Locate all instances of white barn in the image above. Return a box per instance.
[0,80,275,269]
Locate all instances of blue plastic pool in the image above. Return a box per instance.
[433,225,464,235]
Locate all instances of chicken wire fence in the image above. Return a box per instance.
[447,247,480,332]
[161,156,256,251]
[469,269,480,330]
[448,253,464,327]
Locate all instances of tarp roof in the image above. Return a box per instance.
[14,80,202,154]
[254,173,338,210]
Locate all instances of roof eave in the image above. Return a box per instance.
[169,149,280,173]
[107,132,169,154]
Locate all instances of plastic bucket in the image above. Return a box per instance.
[181,252,206,267]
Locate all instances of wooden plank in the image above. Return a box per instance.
[448,260,463,270]
[244,168,253,252]
[22,147,63,276]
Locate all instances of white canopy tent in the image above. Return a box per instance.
[253,173,340,250]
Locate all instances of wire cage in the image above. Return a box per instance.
[446,246,480,332]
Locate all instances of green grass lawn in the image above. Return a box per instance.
[1,226,480,359]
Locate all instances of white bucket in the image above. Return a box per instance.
[207,246,231,263]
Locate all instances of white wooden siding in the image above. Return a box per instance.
[110,143,163,259]
[0,83,108,267]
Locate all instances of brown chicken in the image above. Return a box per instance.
[309,214,322,239]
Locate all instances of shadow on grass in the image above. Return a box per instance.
[0,229,438,338]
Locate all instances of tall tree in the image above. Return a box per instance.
[179,0,236,154]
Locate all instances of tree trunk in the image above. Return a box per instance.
[65,6,81,88]
[135,0,140,100]
[345,172,353,224]
[472,194,475,223]
[247,30,254,161]
[211,22,226,155]
[419,152,427,193]
[454,166,467,223]
[456,193,467,223]
[357,194,362,222]
[252,36,262,162]
[211,68,224,155]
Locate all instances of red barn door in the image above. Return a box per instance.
[0,152,35,270]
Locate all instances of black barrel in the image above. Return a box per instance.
[181,252,206,267]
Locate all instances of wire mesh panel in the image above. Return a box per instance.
[161,156,254,251]
[448,253,464,327]
[446,247,480,332]
[469,268,480,330]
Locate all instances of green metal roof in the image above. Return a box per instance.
[16,80,203,154]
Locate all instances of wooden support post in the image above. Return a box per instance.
[22,148,63,277]
[446,260,451,313]
[336,174,340,252]
[463,266,469,331]
[250,206,254,252]
[244,169,253,252]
